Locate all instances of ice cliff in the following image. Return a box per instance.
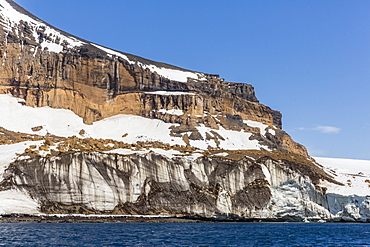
[0,0,369,222]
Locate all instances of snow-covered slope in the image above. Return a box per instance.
[0,94,270,151]
[316,157,370,196]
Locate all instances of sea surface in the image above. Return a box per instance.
[0,222,369,246]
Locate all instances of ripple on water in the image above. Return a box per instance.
[0,223,369,246]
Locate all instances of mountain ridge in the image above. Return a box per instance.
[4,0,198,73]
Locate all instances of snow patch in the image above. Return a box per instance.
[143,64,205,83]
[104,148,148,156]
[243,120,269,136]
[145,91,196,96]
[92,44,131,62]
[0,189,40,215]
[104,148,181,159]
[214,152,229,157]
[157,109,184,116]
[91,44,206,83]
[0,141,42,177]
[149,148,182,159]
[195,124,270,151]
[90,114,182,145]
[0,0,83,53]
[267,129,276,135]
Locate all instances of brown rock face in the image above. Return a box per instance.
[0,0,307,156]
[0,43,269,123]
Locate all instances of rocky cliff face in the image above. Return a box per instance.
[0,0,367,222]
[2,151,332,220]
[0,0,305,155]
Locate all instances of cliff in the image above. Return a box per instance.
[2,152,332,220]
[0,0,368,222]
[0,0,305,155]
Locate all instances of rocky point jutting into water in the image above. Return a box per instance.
[0,0,369,222]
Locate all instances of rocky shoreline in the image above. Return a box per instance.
[1,214,366,223]
[0,214,200,223]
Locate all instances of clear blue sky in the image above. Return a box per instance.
[13,0,370,160]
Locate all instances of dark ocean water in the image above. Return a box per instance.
[0,222,369,246]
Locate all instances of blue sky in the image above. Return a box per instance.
[13,0,370,160]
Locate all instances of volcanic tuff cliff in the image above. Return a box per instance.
[0,0,368,222]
